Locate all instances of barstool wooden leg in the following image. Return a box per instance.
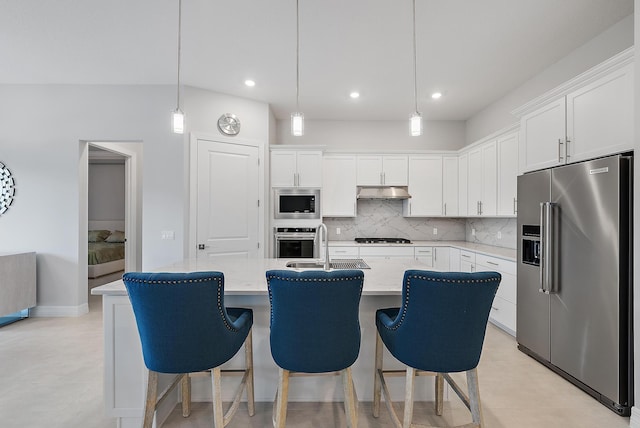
[373,331,383,417]
[435,373,444,416]
[245,328,255,416]
[467,368,484,427]
[143,370,158,428]
[342,367,358,428]
[274,368,290,428]
[403,367,416,428]
[181,373,191,417]
[211,367,224,428]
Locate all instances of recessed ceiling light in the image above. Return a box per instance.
[431,92,442,99]
[350,92,360,99]
[244,80,256,87]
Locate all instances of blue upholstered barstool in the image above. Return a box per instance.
[373,270,501,428]
[123,271,255,428]
[266,269,365,428]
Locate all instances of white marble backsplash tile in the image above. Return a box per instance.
[324,200,466,241]
[323,200,517,250]
[466,218,517,249]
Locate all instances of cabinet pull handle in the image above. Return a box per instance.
[479,201,483,215]
[444,203,447,216]
[461,254,471,258]
[558,138,564,162]
[491,306,499,311]
[383,172,386,185]
[513,197,517,215]
[409,202,412,216]
[380,172,383,185]
[566,137,571,159]
[486,261,499,266]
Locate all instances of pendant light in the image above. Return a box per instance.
[410,0,422,137]
[172,0,185,134]
[291,0,304,136]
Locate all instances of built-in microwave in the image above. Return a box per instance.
[274,188,321,219]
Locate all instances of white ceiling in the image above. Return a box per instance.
[0,0,633,121]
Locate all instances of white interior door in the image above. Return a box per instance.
[197,139,260,259]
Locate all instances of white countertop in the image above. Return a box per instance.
[91,257,433,297]
[329,240,516,261]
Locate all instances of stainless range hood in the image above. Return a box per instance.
[356,186,412,200]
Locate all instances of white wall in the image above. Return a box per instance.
[466,14,634,144]
[275,119,466,151]
[88,163,125,221]
[0,84,271,315]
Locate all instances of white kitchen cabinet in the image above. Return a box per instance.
[271,150,322,187]
[433,247,450,271]
[359,246,414,259]
[475,253,517,335]
[322,155,357,217]
[517,50,633,173]
[414,246,433,267]
[497,132,518,217]
[357,155,408,186]
[442,156,458,216]
[328,246,359,258]
[458,153,468,217]
[566,62,633,163]
[519,98,566,173]
[404,156,442,217]
[467,141,497,216]
[459,250,476,272]
[449,248,461,271]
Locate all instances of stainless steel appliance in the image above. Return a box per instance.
[516,154,633,415]
[274,188,321,220]
[273,227,318,258]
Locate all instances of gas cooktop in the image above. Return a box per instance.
[355,238,412,244]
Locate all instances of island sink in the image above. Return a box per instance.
[286,258,371,270]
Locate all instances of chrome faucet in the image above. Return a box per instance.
[315,223,330,270]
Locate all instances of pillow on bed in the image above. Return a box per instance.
[105,230,125,243]
[89,230,111,242]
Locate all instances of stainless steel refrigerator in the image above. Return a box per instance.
[516,154,633,415]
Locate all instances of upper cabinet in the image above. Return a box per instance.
[516,49,633,174]
[466,141,497,216]
[404,156,443,217]
[271,150,323,187]
[497,132,518,216]
[357,155,408,186]
[442,156,459,216]
[323,155,357,217]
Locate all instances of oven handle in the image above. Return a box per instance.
[274,234,316,240]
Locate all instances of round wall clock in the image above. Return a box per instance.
[217,113,241,136]
[0,162,16,216]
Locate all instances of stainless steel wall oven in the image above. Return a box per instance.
[273,227,318,258]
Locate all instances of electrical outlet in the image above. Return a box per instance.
[433,227,438,235]
[336,227,341,235]
[497,231,502,239]
[161,230,175,240]
[471,228,476,236]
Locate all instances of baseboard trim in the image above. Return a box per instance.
[629,406,640,427]
[31,304,89,317]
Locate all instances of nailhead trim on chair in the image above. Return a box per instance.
[384,273,500,331]
[124,276,240,332]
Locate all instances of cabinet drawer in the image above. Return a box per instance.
[329,247,359,258]
[359,246,414,258]
[414,247,433,257]
[475,254,516,275]
[460,250,475,263]
[489,296,516,335]
[495,272,516,304]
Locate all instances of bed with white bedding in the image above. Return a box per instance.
[88,220,125,278]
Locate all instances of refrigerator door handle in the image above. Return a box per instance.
[540,201,556,294]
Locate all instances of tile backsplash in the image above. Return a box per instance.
[323,199,517,250]
[324,199,466,241]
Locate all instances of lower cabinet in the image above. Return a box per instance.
[328,246,359,258]
[475,253,516,336]
[359,246,414,259]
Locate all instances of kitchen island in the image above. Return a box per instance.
[92,257,440,427]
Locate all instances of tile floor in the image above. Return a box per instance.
[0,279,631,428]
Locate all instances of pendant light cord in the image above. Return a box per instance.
[412,0,418,113]
[176,0,182,109]
[295,0,300,113]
